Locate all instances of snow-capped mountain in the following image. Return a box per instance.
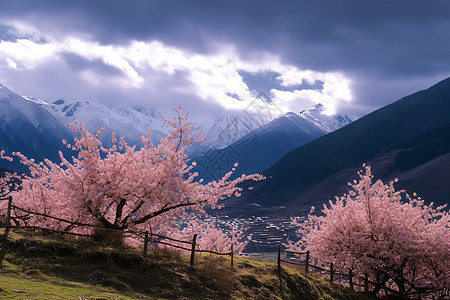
[41,98,167,147]
[299,103,353,132]
[22,91,349,158]
[0,82,352,177]
[38,97,269,152]
[190,111,272,151]
[243,76,450,210]
[0,84,74,171]
[193,106,353,181]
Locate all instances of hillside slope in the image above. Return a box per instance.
[0,229,371,300]
[241,77,450,212]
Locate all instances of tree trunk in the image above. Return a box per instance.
[92,222,124,247]
[396,279,407,300]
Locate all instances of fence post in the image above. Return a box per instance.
[305,250,310,274]
[6,196,12,228]
[277,245,281,272]
[364,272,369,294]
[190,234,197,267]
[230,243,234,268]
[143,231,149,256]
[349,269,354,290]
[330,262,334,282]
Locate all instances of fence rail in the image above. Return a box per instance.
[0,196,235,267]
[276,244,368,293]
[1,196,371,291]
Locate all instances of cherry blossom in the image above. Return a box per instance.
[286,165,449,298]
[1,107,264,253]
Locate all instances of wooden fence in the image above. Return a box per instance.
[276,245,370,293]
[1,196,373,292]
[0,196,12,228]
[0,196,234,267]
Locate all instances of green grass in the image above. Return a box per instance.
[0,228,373,300]
[0,273,138,299]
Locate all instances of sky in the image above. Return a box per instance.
[0,0,449,119]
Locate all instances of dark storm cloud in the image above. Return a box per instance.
[0,51,221,117]
[239,70,324,95]
[2,0,449,76]
[62,53,123,76]
[0,24,15,42]
[1,0,450,115]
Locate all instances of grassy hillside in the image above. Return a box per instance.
[0,228,372,300]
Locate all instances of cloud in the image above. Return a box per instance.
[0,39,56,69]
[0,1,449,118]
[5,58,17,69]
[0,22,352,119]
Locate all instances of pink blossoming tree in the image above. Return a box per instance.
[286,165,449,299]
[0,108,264,253]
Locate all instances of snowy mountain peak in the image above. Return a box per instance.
[0,84,75,171]
[311,103,325,110]
[278,104,353,134]
[284,112,298,117]
[41,98,170,146]
[22,96,49,105]
[37,96,269,152]
[299,103,325,115]
[298,103,353,133]
[2,82,353,164]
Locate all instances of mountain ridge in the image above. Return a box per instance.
[1,83,352,177]
[39,97,274,152]
[193,103,353,181]
[0,85,75,171]
[238,77,450,212]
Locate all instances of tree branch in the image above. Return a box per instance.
[132,200,206,225]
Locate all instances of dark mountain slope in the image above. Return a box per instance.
[194,112,325,181]
[0,84,74,172]
[393,122,450,171]
[278,131,450,211]
[194,104,352,182]
[244,77,450,210]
